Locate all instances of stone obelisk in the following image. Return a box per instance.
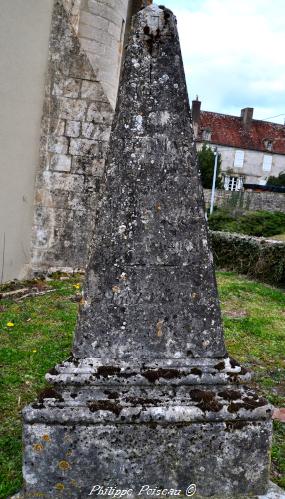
[22,5,272,498]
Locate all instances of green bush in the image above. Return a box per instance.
[267,171,285,187]
[210,231,285,286]
[209,209,285,237]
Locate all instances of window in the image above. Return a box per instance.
[202,128,211,141]
[263,139,273,151]
[262,155,272,172]
[224,175,243,191]
[234,150,244,168]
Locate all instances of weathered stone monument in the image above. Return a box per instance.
[21,5,273,498]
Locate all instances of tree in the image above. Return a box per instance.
[197,144,223,189]
[266,171,285,187]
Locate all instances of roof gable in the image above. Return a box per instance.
[197,111,285,155]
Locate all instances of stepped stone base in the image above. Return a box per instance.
[19,359,273,498]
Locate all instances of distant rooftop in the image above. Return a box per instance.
[192,100,285,155]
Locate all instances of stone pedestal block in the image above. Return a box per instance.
[22,360,272,497]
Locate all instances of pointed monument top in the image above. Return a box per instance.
[138,3,175,34]
[73,4,226,362]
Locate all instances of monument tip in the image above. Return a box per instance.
[140,2,174,16]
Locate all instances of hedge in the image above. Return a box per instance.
[210,230,285,286]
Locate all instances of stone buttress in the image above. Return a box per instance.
[21,6,272,498]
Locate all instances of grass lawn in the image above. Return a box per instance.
[270,234,285,242]
[0,272,284,498]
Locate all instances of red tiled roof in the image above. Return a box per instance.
[197,111,285,155]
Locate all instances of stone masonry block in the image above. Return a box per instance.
[48,136,69,154]
[71,156,105,177]
[91,158,105,177]
[79,37,106,56]
[81,122,94,138]
[87,1,122,25]
[80,10,109,30]
[34,206,74,229]
[42,171,84,192]
[69,138,99,156]
[100,67,119,87]
[81,122,111,141]
[108,20,122,39]
[22,418,272,498]
[50,154,71,172]
[49,119,66,136]
[52,78,81,98]
[65,120,81,138]
[91,0,117,8]
[79,25,111,46]
[86,102,113,123]
[32,226,50,248]
[87,52,103,71]
[68,58,94,81]
[34,188,54,208]
[81,80,107,101]
[60,98,87,121]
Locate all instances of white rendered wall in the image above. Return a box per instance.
[197,143,285,184]
[0,0,54,282]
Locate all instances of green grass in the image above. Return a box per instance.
[270,233,285,242]
[0,273,284,497]
[0,276,81,498]
[219,272,285,489]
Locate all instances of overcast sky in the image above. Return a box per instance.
[165,0,285,124]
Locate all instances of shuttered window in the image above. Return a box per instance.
[234,150,244,168]
[262,155,272,172]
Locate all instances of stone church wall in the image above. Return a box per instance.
[31,0,134,275]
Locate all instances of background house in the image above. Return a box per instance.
[192,98,285,191]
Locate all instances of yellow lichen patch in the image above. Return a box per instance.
[156,320,164,337]
[65,449,73,457]
[58,460,71,471]
[42,434,50,442]
[33,443,44,452]
[112,285,121,294]
[70,479,78,487]
[55,483,65,491]
[155,202,161,212]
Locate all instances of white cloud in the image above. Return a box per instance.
[165,0,285,123]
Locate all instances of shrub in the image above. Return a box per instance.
[208,209,285,237]
[210,231,285,286]
[267,171,285,187]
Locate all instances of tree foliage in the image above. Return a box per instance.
[266,171,285,187]
[197,144,223,189]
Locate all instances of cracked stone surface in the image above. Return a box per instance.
[20,5,274,498]
[73,5,225,361]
